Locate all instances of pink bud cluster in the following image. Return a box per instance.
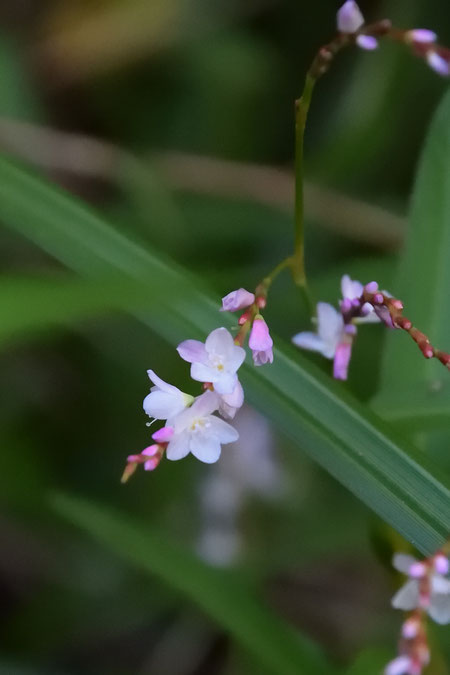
[386,550,450,674]
[221,287,274,366]
[333,2,449,78]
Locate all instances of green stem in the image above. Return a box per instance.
[292,73,316,313]
[261,255,294,292]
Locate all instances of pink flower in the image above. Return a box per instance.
[427,50,450,76]
[221,288,255,312]
[249,316,274,366]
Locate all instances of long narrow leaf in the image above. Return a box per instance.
[0,157,449,553]
[52,493,329,675]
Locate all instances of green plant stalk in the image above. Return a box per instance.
[293,73,316,315]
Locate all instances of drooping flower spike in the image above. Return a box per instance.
[385,549,450,675]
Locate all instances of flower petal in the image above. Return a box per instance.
[147,370,180,395]
[189,390,220,418]
[391,579,420,611]
[292,332,328,356]
[213,372,238,395]
[205,327,235,360]
[428,592,450,624]
[227,344,246,372]
[341,274,363,301]
[392,553,418,574]
[190,433,222,464]
[177,339,208,364]
[207,415,239,443]
[166,431,190,461]
[143,391,185,419]
[317,303,344,357]
[191,362,222,384]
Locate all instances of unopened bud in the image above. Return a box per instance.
[434,553,450,575]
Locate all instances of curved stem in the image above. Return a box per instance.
[293,73,315,290]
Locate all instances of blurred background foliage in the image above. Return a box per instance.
[0,0,449,673]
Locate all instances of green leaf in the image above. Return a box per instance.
[0,274,162,348]
[52,493,329,675]
[0,157,449,554]
[379,88,450,400]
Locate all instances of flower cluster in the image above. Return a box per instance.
[292,275,380,380]
[123,289,275,478]
[292,275,450,380]
[385,550,450,674]
[335,1,449,76]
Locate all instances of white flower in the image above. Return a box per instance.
[292,302,343,359]
[143,370,194,420]
[166,390,239,464]
[392,553,450,625]
[177,327,246,395]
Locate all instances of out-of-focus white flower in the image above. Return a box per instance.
[143,370,194,420]
[177,327,246,395]
[166,390,239,464]
[292,302,344,359]
[392,553,450,624]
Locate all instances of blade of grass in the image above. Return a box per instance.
[52,493,330,675]
[378,88,450,416]
[0,157,448,554]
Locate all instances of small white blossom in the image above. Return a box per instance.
[392,553,450,625]
[166,390,239,464]
[143,370,194,421]
[177,327,246,395]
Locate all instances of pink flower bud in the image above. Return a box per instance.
[249,316,273,351]
[408,29,437,44]
[434,554,450,575]
[221,288,255,312]
[356,35,379,51]
[152,426,174,443]
[427,51,450,76]
[142,445,160,458]
[402,616,420,639]
[365,281,379,293]
[409,561,427,578]
[337,1,364,34]
[333,341,352,380]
